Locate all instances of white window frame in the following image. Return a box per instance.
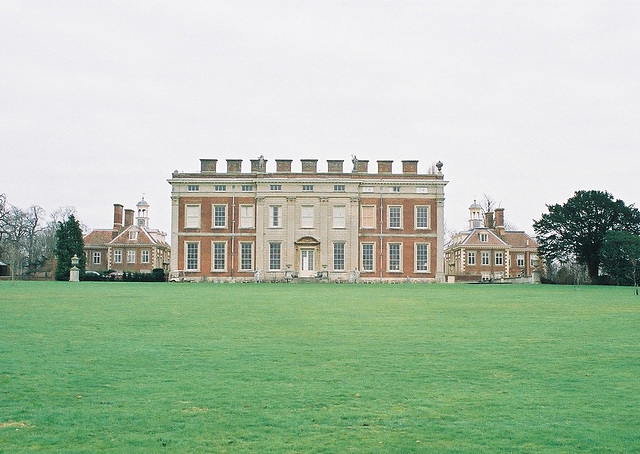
[333,205,346,229]
[212,241,227,271]
[92,252,101,265]
[495,252,503,266]
[415,243,430,273]
[141,249,150,264]
[390,186,401,193]
[241,185,253,192]
[467,251,476,266]
[114,249,122,264]
[240,242,254,271]
[270,184,282,191]
[333,242,345,271]
[301,205,314,229]
[187,185,199,192]
[128,230,138,240]
[302,185,314,192]
[270,205,282,228]
[361,243,376,272]
[334,184,345,192]
[361,205,376,229]
[185,204,201,229]
[479,233,489,242]
[481,251,490,265]
[517,254,525,267]
[212,204,227,229]
[240,205,255,229]
[214,185,226,192]
[388,243,402,272]
[415,205,430,229]
[269,242,281,271]
[127,250,136,264]
[185,241,200,271]
[388,206,402,229]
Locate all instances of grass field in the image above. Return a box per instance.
[1,282,639,453]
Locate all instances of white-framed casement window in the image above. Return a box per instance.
[333,205,346,229]
[334,184,345,192]
[212,241,226,271]
[517,254,525,267]
[187,185,199,192]
[185,241,200,271]
[388,243,402,272]
[530,254,538,267]
[388,206,402,229]
[92,252,101,265]
[361,243,375,272]
[240,205,255,229]
[495,252,503,266]
[301,205,314,228]
[270,205,282,228]
[415,206,430,229]
[185,204,201,229]
[390,186,401,193]
[467,251,476,265]
[269,242,281,270]
[361,205,376,229]
[240,242,254,271]
[141,250,150,264]
[333,242,345,271]
[415,243,430,272]
[241,185,253,192]
[128,230,138,240]
[127,250,136,264]
[214,185,226,192]
[302,185,314,192]
[479,233,489,242]
[213,204,227,228]
[114,249,122,264]
[481,251,490,265]
[270,184,282,191]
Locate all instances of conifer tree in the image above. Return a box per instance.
[54,214,85,281]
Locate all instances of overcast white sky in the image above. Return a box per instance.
[2,1,639,237]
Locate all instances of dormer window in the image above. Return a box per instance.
[129,230,138,240]
[479,233,489,242]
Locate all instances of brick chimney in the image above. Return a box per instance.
[276,159,293,173]
[484,211,495,229]
[226,159,242,173]
[494,208,505,235]
[124,209,134,227]
[377,160,393,174]
[327,160,344,173]
[113,204,124,230]
[301,159,318,173]
[355,160,369,173]
[251,156,267,173]
[402,160,418,175]
[200,159,217,173]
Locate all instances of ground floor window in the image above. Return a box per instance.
[333,242,345,270]
[141,250,150,264]
[388,243,402,272]
[213,242,226,271]
[415,243,429,272]
[481,251,490,265]
[186,242,199,271]
[92,252,101,265]
[114,249,122,264]
[361,243,375,272]
[127,250,136,264]
[240,242,253,271]
[269,242,281,270]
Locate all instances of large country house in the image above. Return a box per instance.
[83,198,170,274]
[444,200,539,282]
[168,157,447,282]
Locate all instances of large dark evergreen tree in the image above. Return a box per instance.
[54,214,85,281]
[600,231,640,290]
[534,190,640,283]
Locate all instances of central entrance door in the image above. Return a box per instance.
[300,248,315,277]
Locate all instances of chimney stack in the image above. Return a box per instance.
[301,159,318,173]
[377,160,393,174]
[484,211,495,229]
[402,160,418,175]
[124,209,134,227]
[200,159,217,173]
[327,160,344,173]
[226,159,242,173]
[494,208,505,235]
[113,204,124,230]
[276,159,293,173]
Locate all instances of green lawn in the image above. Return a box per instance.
[1,282,639,453]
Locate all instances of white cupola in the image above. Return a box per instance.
[136,196,150,228]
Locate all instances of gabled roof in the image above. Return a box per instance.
[83,229,115,246]
[109,225,167,246]
[457,228,508,247]
[501,231,538,248]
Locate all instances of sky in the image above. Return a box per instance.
[2,1,639,238]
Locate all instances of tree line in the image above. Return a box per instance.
[0,193,81,280]
[534,190,640,289]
